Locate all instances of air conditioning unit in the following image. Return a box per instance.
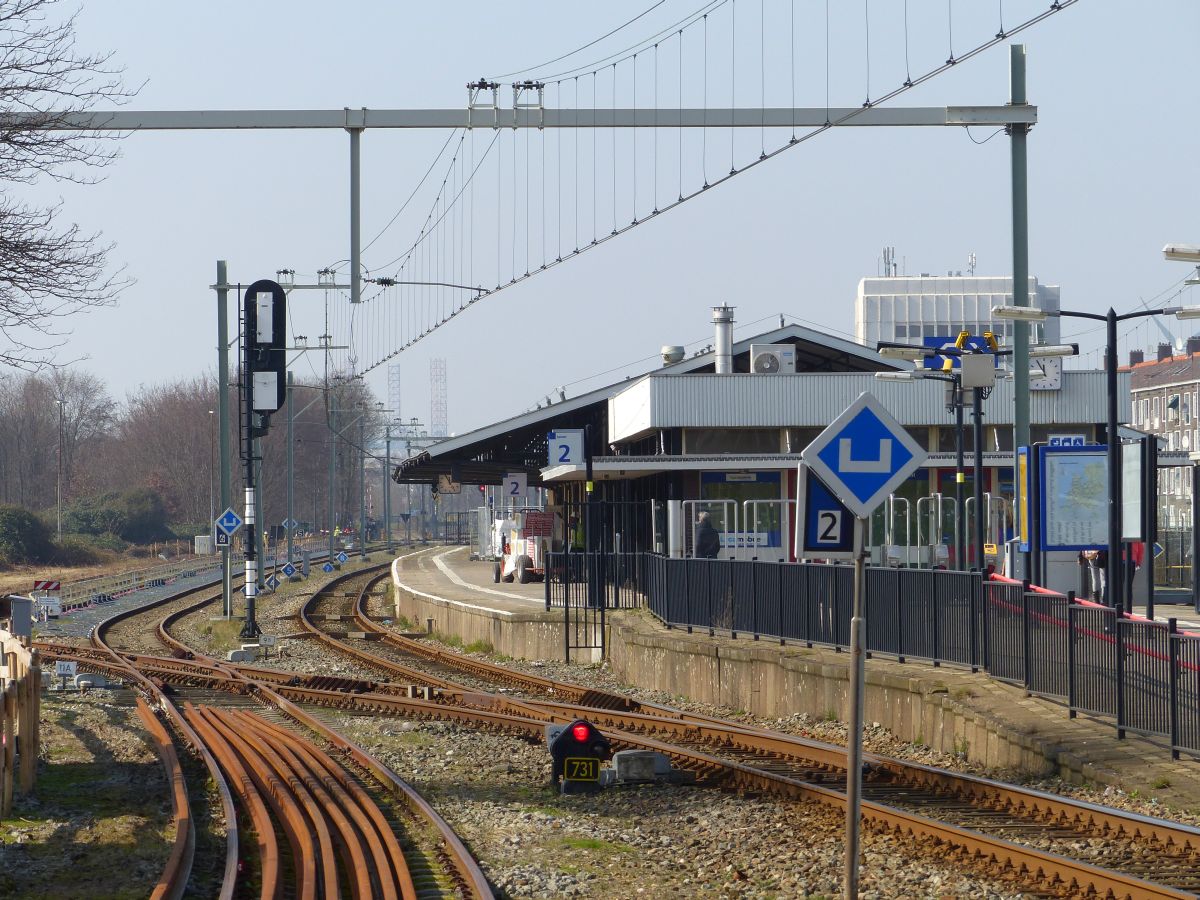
[750,343,796,374]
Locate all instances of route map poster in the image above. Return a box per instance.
[1040,447,1108,550]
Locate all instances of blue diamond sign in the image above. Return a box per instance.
[281,562,297,578]
[215,507,243,537]
[336,551,348,564]
[801,392,927,519]
[265,574,279,590]
[322,562,335,573]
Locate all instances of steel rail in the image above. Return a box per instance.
[182,704,282,900]
[82,559,1198,897]
[228,709,411,900]
[48,637,1195,899]
[86,595,239,900]
[133,696,195,900]
[228,708,374,899]
[196,704,322,899]
[135,553,493,899]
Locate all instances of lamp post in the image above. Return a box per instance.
[876,367,966,568]
[208,409,215,528]
[54,397,65,541]
[1162,244,1200,613]
[995,301,1197,613]
[879,338,1076,571]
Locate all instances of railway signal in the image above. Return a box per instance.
[240,279,287,640]
[546,719,610,794]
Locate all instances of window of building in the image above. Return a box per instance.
[894,324,908,339]
[1168,393,1181,423]
[1184,391,1192,425]
[683,428,782,455]
[1153,397,1161,423]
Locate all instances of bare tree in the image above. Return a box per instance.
[0,0,134,368]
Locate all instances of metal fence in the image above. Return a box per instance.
[546,551,1200,759]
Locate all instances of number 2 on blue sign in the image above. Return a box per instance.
[558,443,571,463]
[509,480,520,496]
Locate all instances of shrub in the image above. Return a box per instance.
[0,506,53,564]
[51,536,103,566]
[62,490,174,543]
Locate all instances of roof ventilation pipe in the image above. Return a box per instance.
[712,304,735,374]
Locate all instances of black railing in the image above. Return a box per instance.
[545,550,1200,759]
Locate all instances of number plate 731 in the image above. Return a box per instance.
[564,757,599,781]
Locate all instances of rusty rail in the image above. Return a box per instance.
[134,696,195,900]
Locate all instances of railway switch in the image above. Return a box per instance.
[546,719,610,793]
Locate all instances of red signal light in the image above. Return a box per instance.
[571,723,591,743]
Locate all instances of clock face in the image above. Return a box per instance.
[1030,357,1062,390]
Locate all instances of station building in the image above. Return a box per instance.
[855,273,1062,349]
[1128,341,1200,529]
[395,306,1121,572]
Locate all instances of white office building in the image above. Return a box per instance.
[855,275,1061,351]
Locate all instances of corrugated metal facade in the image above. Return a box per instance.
[608,371,1126,442]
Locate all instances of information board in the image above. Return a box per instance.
[1039,446,1108,550]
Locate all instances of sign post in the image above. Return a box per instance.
[800,392,926,900]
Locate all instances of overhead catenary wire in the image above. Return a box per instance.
[487,0,669,80]
[355,0,1080,374]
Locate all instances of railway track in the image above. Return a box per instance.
[39,554,1200,897]
[41,547,494,899]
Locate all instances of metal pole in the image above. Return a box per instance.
[359,413,368,559]
[208,410,215,527]
[349,126,362,305]
[955,381,966,570]
[844,517,866,900]
[384,426,392,552]
[286,371,294,567]
[55,398,63,541]
[973,387,986,570]
[1010,44,1031,581]
[254,433,264,585]
[217,260,233,618]
[1107,308,1123,612]
[328,407,336,563]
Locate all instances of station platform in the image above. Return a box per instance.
[392,547,1200,809]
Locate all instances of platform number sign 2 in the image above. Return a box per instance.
[795,463,855,559]
[547,429,585,466]
[504,472,527,500]
[815,509,843,544]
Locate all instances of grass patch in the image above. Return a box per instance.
[554,836,636,855]
[464,639,494,654]
[205,617,248,653]
[1152,776,1171,790]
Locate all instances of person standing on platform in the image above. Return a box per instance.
[694,511,721,559]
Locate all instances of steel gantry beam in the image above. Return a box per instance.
[0,105,1035,131]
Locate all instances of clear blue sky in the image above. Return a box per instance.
[29,1,1200,434]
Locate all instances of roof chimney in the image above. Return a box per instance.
[1158,342,1173,361]
[1129,349,1144,366]
[712,304,735,374]
[1188,336,1200,357]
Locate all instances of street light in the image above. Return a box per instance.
[208,410,216,529]
[1163,245,1200,612]
[994,302,1191,611]
[54,398,65,541]
[876,367,969,567]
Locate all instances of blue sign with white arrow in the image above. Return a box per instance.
[801,392,927,519]
[215,507,243,537]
